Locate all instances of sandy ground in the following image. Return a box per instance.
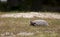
[0,12,60,19]
[0,12,60,37]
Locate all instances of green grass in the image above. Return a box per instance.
[0,17,60,37]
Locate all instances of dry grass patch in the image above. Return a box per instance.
[0,17,60,37]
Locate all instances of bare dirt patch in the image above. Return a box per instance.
[0,12,60,19]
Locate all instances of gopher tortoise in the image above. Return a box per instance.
[30,20,49,26]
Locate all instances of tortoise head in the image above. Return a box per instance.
[30,21,36,26]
